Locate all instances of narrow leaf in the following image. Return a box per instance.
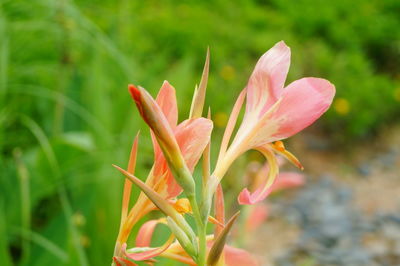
[10,226,68,263]
[190,47,210,119]
[13,149,31,263]
[121,133,139,224]
[213,184,225,238]
[113,165,197,245]
[113,165,180,220]
[166,217,197,258]
[216,89,246,165]
[207,211,240,266]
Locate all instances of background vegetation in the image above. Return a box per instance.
[1,0,399,265]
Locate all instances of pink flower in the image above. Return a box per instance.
[112,42,335,265]
[215,41,335,205]
[114,81,212,252]
[129,81,213,198]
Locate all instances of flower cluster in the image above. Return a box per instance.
[112,41,335,265]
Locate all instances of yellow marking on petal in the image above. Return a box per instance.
[334,98,350,115]
[273,140,285,152]
[173,198,192,214]
[230,96,282,157]
[256,146,279,195]
[158,217,168,224]
[270,142,304,170]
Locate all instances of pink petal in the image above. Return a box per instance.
[135,220,159,247]
[175,118,213,172]
[238,172,305,205]
[231,42,290,151]
[270,172,305,192]
[245,205,269,233]
[246,41,290,115]
[153,118,213,198]
[156,81,178,128]
[238,186,273,205]
[224,245,259,266]
[269,77,335,141]
[151,81,178,158]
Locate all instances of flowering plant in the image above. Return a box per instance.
[112,41,335,265]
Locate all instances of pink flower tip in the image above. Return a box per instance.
[276,40,288,49]
[128,84,141,103]
[237,187,272,205]
[237,190,251,205]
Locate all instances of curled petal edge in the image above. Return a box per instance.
[238,146,279,205]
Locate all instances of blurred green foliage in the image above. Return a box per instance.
[0,0,399,265]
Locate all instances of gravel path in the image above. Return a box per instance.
[248,126,400,265]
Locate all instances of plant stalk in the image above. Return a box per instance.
[188,195,206,266]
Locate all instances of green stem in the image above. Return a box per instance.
[188,195,206,266]
[198,223,207,266]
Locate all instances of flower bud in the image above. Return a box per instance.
[129,85,196,196]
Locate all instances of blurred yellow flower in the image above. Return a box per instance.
[72,212,86,227]
[334,98,350,115]
[214,112,228,128]
[394,88,400,102]
[80,235,91,247]
[220,65,235,81]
